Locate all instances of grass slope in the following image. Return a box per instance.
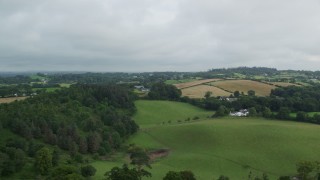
[133,100,214,127]
[93,100,320,180]
[129,101,320,180]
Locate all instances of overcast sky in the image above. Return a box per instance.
[1,0,320,72]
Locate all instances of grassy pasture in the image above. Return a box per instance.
[93,100,320,180]
[174,79,221,89]
[211,80,276,96]
[181,85,231,98]
[133,100,213,127]
[0,97,27,104]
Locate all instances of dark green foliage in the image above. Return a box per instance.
[0,152,9,175]
[277,107,291,120]
[105,164,151,180]
[278,176,291,180]
[204,91,212,99]
[262,107,272,118]
[217,175,229,180]
[128,145,151,170]
[0,84,139,157]
[73,153,84,163]
[234,91,240,97]
[52,149,60,166]
[296,161,315,180]
[48,165,84,180]
[81,165,96,177]
[248,90,256,96]
[0,147,26,176]
[180,170,196,180]
[296,111,308,122]
[248,107,257,116]
[27,141,44,157]
[148,82,181,100]
[34,147,52,175]
[163,170,196,180]
[213,105,229,117]
[163,171,182,180]
[208,67,278,77]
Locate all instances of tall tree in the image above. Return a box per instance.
[35,147,52,175]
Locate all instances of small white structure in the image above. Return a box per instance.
[219,96,238,102]
[230,109,249,117]
[134,85,150,92]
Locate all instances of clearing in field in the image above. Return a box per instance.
[211,80,276,96]
[0,97,27,104]
[174,78,221,89]
[93,100,320,180]
[181,85,231,98]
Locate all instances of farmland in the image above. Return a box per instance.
[181,85,231,98]
[173,78,221,89]
[93,100,320,180]
[175,79,278,98]
[210,80,276,96]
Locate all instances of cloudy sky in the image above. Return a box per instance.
[1,0,320,72]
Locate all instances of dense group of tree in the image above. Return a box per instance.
[0,84,139,178]
[148,82,182,100]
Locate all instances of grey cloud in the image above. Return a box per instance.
[1,0,320,72]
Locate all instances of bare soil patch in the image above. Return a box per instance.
[0,97,28,104]
[148,149,170,161]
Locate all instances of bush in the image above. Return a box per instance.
[81,165,96,177]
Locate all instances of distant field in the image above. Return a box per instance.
[211,80,276,96]
[93,100,320,180]
[29,74,45,80]
[0,97,27,104]
[32,87,61,92]
[59,83,72,88]
[174,79,221,89]
[181,85,231,98]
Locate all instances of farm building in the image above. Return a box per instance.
[230,109,249,117]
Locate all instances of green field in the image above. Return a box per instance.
[93,100,320,180]
[132,100,213,126]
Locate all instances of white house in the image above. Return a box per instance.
[230,109,249,117]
